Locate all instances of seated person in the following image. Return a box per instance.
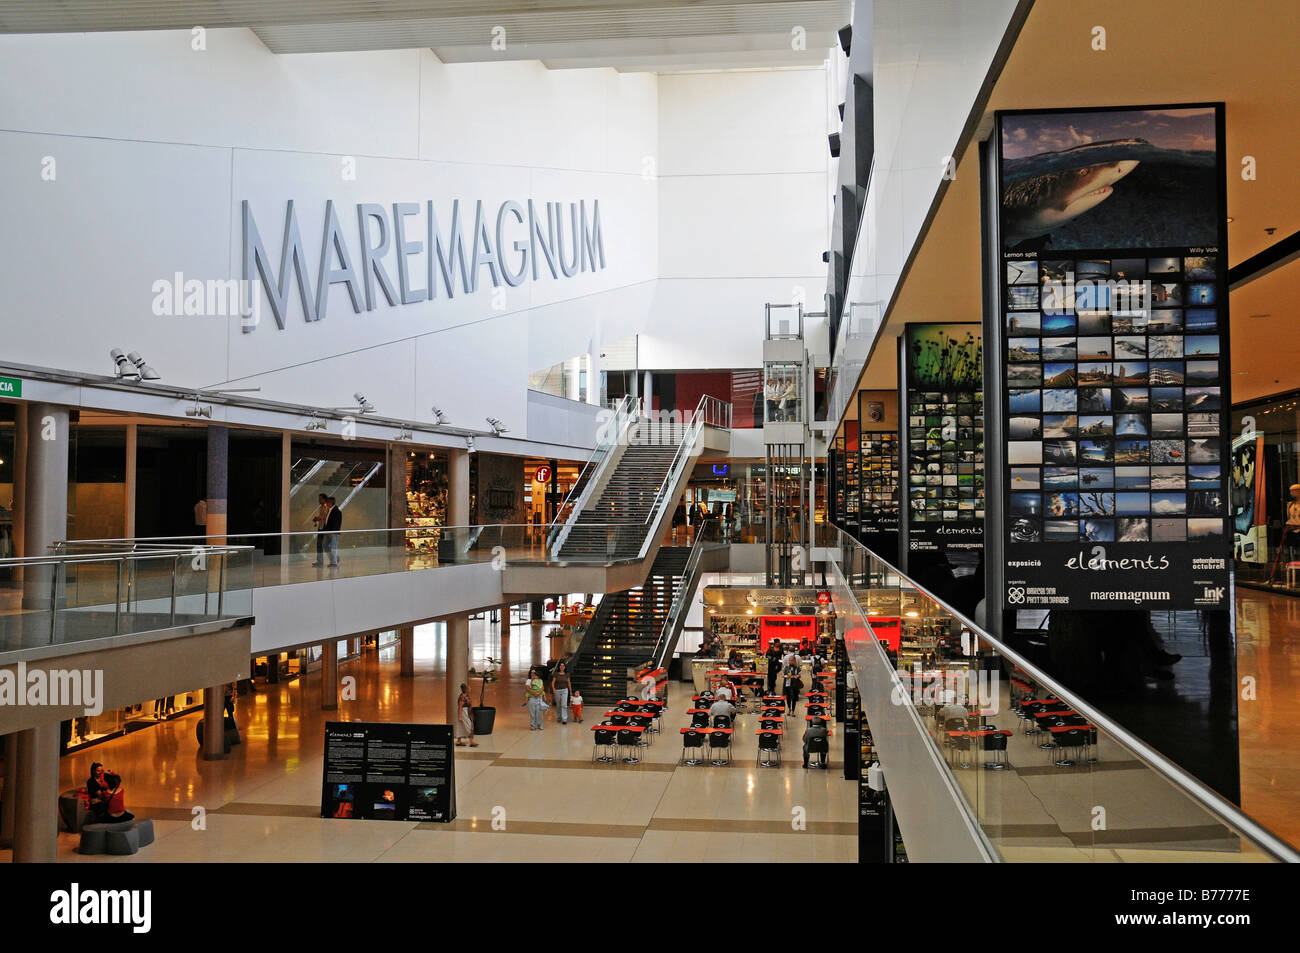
[727,649,743,669]
[938,691,969,725]
[802,717,829,768]
[86,762,134,824]
[708,695,737,724]
[714,681,733,703]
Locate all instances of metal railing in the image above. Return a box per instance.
[827,526,1300,863]
[548,394,638,551]
[0,543,253,650]
[650,523,719,670]
[764,302,804,340]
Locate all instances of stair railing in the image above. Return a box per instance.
[650,523,717,670]
[548,394,639,554]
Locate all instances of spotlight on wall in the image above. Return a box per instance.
[395,425,414,441]
[431,406,448,425]
[305,413,327,432]
[185,395,212,419]
[837,101,845,121]
[465,434,476,454]
[828,132,841,158]
[486,417,509,436]
[838,24,852,54]
[354,392,375,414]
[111,348,159,381]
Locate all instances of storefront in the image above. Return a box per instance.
[1231,392,1300,593]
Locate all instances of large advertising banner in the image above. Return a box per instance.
[321,721,456,822]
[1231,432,1266,563]
[857,390,900,549]
[903,324,985,562]
[996,104,1231,610]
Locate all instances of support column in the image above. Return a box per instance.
[586,343,602,405]
[0,734,16,848]
[13,407,26,559]
[643,370,653,412]
[11,722,59,863]
[124,422,138,539]
[206,424,228,543]
[280,431,292,535]
[322,639,339,709]
[400,625,415,676]
[501,604,511,637]
[447,449,470,528]
[202,686,225,760]
[445,614,469,725]
[22,403,69,610]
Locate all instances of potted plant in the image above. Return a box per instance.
[467,656,501,735]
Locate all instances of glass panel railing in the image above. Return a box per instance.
[827,526,1299,863]
[0,545,253,653]
[549,394,637,545]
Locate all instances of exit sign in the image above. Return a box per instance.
[0,376,21,398]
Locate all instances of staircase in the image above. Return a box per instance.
[569,546,691,708]
[556,424,686,560]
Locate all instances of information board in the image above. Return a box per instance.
[321,721,456,822]
[996,103,1230,610]
[903,324,985,561]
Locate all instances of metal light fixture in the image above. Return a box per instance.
[111,348,159,381]
[305,413,327,432]
[431,406,448,425]
[395,425,414,441]
[185,396,212,418]
[486,417,508,436]
[465,434,476,454]
[354,392,375,414]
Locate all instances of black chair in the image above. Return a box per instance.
[681,730,705,766]
[592,728,617,763]
[981,732,1009,770]
[609,713,630,727]
[757,731,782,767]
[708,731,732,766]
[628,715,654,747]
[760,718,781,731]
[712,714,732,730]
[690,711,710,729]
[805,734,830,769]
[617,728,642,764]
[806,704,827,717]
[1050,728,1088,767]
[947,731,973,769]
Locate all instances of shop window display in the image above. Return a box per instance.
[1231,394,1300,592]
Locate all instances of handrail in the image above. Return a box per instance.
[650,525,716,670]
[827,526,1300,864]
[547,394,638,551]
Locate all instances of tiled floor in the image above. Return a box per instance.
[2,614,857,863]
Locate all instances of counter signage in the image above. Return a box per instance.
[995,103,1230,610]
[903,324,985,560]
[321,721,456,822]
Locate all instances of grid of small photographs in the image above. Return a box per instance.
[907,394,985,524]
[1004,255,1224,544]
[859,432,899,530]
[844,442,860,526]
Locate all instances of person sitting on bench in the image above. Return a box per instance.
[87,762,134,824]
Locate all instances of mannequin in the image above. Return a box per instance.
[1287,484,1300,528]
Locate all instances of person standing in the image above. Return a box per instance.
[193,497,208,539]
[455,683,477,747]
[765,639,784,695]
[323,496,343,567]
[310,493,329,566]
[552,661,572,725]
[672,502,687,542]
[784,662,803,712]
[525,666,546,731]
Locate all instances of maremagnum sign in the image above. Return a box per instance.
[242,198,606,332]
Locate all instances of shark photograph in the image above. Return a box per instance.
[1000,106,1218,250]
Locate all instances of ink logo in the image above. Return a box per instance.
[1196,585,1226,606]
[1006,586,1026,605]
[50,883,152,933]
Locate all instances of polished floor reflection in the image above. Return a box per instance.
[1235,586,1300,850]
[2,613,855,863]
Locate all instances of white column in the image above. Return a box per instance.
[124,422,137,538]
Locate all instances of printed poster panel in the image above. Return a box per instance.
[322,721,456,822]
[904,324,985,561]
[997,104,1230,610]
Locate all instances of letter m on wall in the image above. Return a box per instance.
[243,200,319,330]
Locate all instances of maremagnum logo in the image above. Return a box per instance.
[50,884,151,933]
[0,662,103,715]
[242,197,606,332]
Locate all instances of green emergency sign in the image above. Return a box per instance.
[0,376,21,398]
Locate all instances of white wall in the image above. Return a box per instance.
[0,30,830,433]
[830,0,1022,422]
[646,69,830,370]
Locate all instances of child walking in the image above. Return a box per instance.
[571,688,584,723]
